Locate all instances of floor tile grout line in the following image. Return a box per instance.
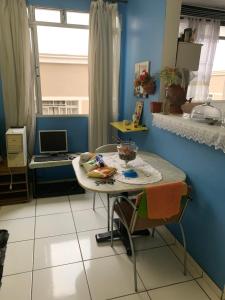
[68,195,93,300]
[6,230,168,251]
[4,244,174,278]
[195,278,214,300]
[71,205,105,213]
[156,227,176,246]
[4,237,200,283]
[32,260,83,273]
[35,211,73,218]
[147,290,153,300]
[7,238,35,244]
[31,197,37,300]
[0,194,105,221]
[145,277,203,292]
[80,244,172,264]
[106,291,151,300]
[3,270,33,278]
[35,231,76,240]
[165,244,197,279]
[7,232,79,245]
[0,202,105,222]
[3,243,177,277]
[76,225,113,234]
[167,243,204,280]
[0,215,36,222]
[125,249,152,295]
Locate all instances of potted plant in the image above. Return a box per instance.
[160,67,187,113]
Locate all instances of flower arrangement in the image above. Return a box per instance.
[160,67,182,87]
[134,70,150,87]
[134,70,156,96]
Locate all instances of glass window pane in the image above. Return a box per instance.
[213,40,225,71]
[37,26,89,55]
[209,39,225,100]
[72,108,78,114]
[60,108,66,114]
[35,8,61,23]
[219,26,225,37]
[67,12,89,25]
[37,26,89,115]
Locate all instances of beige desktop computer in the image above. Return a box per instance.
[6,127,27,168]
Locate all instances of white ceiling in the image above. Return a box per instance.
[183,0,225,10]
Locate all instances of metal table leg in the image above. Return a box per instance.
[95,218,150,256]
[107,194,110,231]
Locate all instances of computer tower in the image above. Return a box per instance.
[6,127,27,168]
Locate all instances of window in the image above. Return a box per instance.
[179,19,225,102]
[66,12,89,25]
[35,8,61,23]
[209,26,225,101]
[29,7,89,115]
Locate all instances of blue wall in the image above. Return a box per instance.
[122,0,225,289]
[35,116,88,154]
[35,116,88,180]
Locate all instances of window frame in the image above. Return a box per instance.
[28,6,89,116]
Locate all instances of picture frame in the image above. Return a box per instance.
[134,100,144,125]
[134,61,150,98]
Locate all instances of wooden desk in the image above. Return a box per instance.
[29,154,78,169]
[29,154,79,197]
[110,121,148,133]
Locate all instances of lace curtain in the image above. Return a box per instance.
[180,17,220,102]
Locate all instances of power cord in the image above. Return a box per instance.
[9,168,13,190]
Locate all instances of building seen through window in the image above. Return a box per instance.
[31,8,89,115]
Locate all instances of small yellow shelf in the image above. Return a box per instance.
[110,121,148,133]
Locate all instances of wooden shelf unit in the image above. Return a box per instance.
[0,160,29,205]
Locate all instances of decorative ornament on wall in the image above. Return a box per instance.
[134,61,156,98]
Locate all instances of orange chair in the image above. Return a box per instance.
[110,183,191,292]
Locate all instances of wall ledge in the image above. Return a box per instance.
[152,113,225,153]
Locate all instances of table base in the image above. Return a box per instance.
[95,219,150,256]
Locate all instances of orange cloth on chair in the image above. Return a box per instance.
[146,182,188,220]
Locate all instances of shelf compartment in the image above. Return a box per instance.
[0,183,27,193]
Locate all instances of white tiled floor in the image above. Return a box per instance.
[0,192,212,300]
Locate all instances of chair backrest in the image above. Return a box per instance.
[114,184,191,234]
[95,144,118,153]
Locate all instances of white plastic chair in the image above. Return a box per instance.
[93,144,118,230]
[93,144,118,211]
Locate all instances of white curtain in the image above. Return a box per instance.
[88,0,121,151]
[0,0,35,154]
[180,17,220,101]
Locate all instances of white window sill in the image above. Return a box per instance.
[152,113,225,153]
